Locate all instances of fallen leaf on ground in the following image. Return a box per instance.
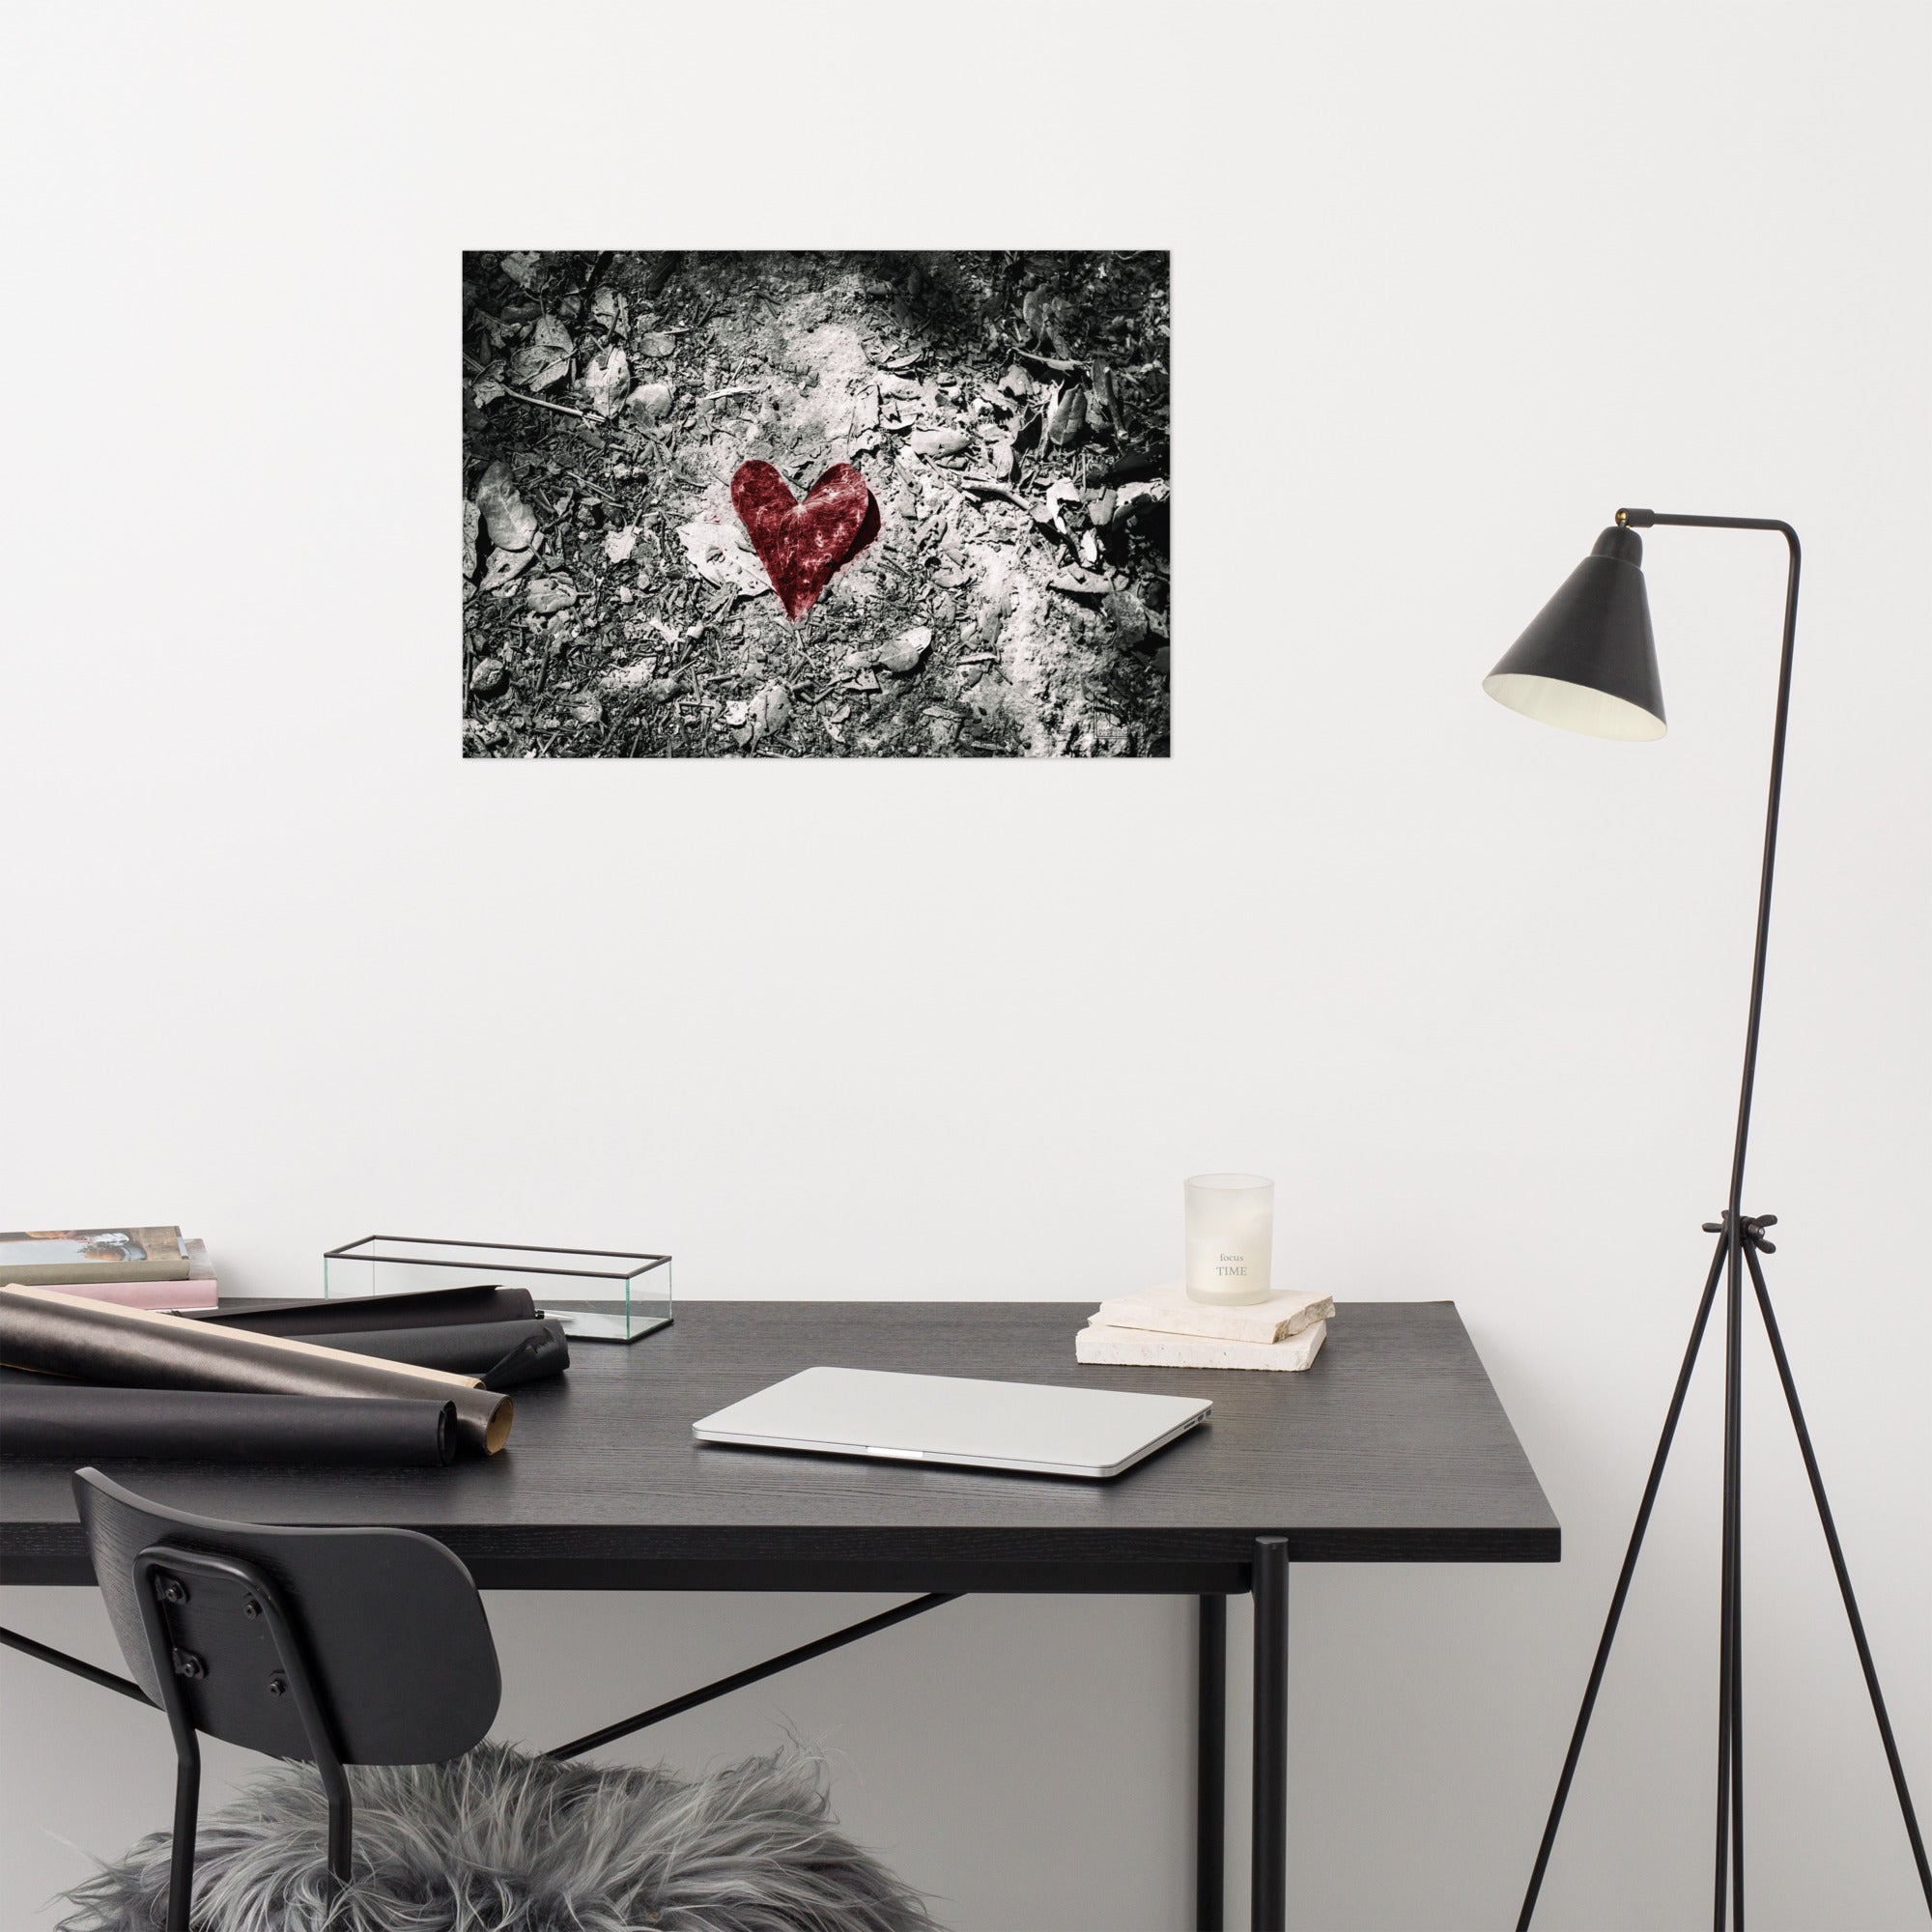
[876,625,932,673]
[471,377,506,409]
[1037,477,1083,532]
[1103,587,1151,645]
[635,331,676,359]
[910,427,972,459]
[475,461,538,552]
[746,681,791,745]
[1044,384,1088,445]
[1088,360,1118,435]
[999,364,1033,398]
[601,656,658,692]
[605,525,639,564]
[1113,477,1171,523]
[1049,566,1110,599]
[525,577,577,615]
[480,545,536,593]
[677,516,770,599]
[498,252,540,288]
[583,345,631,416]
[511,315,574,391]
[630,381,674,420]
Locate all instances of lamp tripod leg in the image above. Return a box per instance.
[1518,1230,1731,1931]
[1714,1224,1747,1930]
[1730,1243,1746,1925]
[1743,1241,1932,1915]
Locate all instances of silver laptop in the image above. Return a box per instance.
[692,1366,1211,1480]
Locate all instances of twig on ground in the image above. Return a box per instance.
[959,479,1027,507]
[1014,346,1087,378]
[574,251,614,327]
[504,385,586,419]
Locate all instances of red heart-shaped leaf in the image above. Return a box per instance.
[731,461,880,622]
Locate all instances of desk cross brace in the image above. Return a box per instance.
[544,1590,962,1760]
[0,1598,970,1764]
[0,1623,152,1702]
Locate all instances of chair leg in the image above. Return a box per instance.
[167,1742,200,1932]
[321,1767,354,1890]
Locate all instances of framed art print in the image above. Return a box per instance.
[462,251,1169,758]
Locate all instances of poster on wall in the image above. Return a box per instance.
[462,251,1170,758]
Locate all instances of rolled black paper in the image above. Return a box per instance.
[0,1286,513,1456]
[481,1335,551,1392]
[186,1284,538,1335]
[307,1318,568,1385]
[0,1385,456,1466]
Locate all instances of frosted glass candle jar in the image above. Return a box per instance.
[1184,1173,1275,1305]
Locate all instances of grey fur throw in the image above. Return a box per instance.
[58,1741,938,1932]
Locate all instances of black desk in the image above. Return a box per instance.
[0,1300,1558,1929]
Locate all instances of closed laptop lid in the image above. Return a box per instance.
[692,1366,1210,1477]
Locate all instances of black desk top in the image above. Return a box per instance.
[0,1302,1557,1592]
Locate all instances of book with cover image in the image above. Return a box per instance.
[0,1228,189,1285]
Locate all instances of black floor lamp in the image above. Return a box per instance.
[1484,510,1931,1930]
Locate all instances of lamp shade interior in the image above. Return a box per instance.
[1486,526,1666,741]
[1482,670,1668,741]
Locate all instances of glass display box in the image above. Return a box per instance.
[323,1237,671,1343]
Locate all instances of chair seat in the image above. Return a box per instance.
[59,1741,935,1932]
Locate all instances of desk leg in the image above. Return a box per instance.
[1252,1538,1290,1932]
[1197,1594,1226,1931]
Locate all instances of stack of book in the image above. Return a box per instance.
[1075,1279,1333,1371]
[0,1227,216,1311]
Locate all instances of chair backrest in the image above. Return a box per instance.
[74,1468,500,1766]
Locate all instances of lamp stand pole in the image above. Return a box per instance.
[1517,513,1931,1931]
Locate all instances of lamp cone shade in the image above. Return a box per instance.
[1485,526,1667,741]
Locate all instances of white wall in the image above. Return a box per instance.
[3,4,1927,1926]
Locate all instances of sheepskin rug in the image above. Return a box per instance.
[58,1742,937,1932]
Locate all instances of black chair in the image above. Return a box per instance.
[73,1466,501,1932]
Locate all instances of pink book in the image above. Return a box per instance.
[40,1277,219,1312]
